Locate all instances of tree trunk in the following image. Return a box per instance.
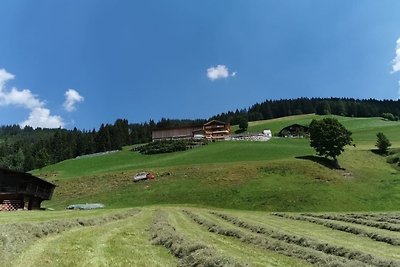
[332,157,340,169]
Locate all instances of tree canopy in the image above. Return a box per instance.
[238,116,249,131]
[309,118,352,167]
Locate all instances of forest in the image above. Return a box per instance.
[1,97,399,171]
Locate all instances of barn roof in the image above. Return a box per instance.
[278,124,310,136]
[0,167,56,187]
[203,120,228,126]
[152,125,203,132]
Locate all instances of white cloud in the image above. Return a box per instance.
[392,38,400,74]
[0,88,43,109]
[207,65,236,81]
[63,88,84,112]
[0,68,14,89]
[20,107,64,129]
[0,68,65,128]
[398,81,400,99]
[392,38,400,99]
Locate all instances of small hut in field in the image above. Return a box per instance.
[278,124,309,138]
[0,167,56,211]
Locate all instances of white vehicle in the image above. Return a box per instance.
[133,172,148,182]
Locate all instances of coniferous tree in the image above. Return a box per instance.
[376,132,391,154]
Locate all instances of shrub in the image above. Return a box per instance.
[376,132,391,155]
[387,155,400,164]
[137,139,208,155]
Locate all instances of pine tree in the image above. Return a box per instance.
[376,132,391,154]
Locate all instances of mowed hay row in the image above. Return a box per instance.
[183,210,362,267]
[211,211,399,267]
[0,209,140,266]
[302,213,400,232]
[149,210,244,267]
[273,213,400,246]
[344,214,400,224]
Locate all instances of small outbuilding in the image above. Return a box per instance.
[278,124,309,138]
[0,167,56,211]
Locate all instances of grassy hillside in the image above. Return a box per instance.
[234,114,400,148]
[31,114,400,212]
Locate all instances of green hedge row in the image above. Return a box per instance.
[136,139,208,155]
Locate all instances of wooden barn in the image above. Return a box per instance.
[278,124,309,138]
[152,120,231,141]
[152,125,204,141]
[0,167,56,211]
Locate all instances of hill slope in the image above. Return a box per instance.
[34,114,400,212]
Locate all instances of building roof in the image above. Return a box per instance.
[203,120,228,126]
[278,124,310,136]
[0,167,56,187]
[152,125,203,132]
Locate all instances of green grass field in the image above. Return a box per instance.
[3,114,400,266]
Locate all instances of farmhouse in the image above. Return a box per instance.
[0,167,56,211]
[203,120,231,140]
[278,124,309,138]
[152,120,230,141]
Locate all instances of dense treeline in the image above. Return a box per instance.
[1,97,399,171]
[0,119,131,171]
[0,118,207,171]
[211,97,400,123]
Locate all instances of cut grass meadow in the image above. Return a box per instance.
[3,207,400,267]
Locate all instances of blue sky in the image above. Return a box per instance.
[1,1,400,129]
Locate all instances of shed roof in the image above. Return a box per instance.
[278,124,310,136]
[203,120,228,126]
[0,167,56,187]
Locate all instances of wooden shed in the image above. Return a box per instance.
[278,124,309,138]
[0,167,56,211]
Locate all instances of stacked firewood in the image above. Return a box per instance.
[0,200,23,211]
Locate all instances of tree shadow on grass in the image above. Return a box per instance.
[295,155,339,170]
[370,149,388,156]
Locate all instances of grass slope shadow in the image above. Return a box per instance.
[296,155,339,170]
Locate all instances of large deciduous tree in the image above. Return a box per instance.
[309,118,352,168]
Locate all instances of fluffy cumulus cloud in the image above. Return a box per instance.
[207,65,237,81]
[0,69,14,88]
[392,38,400,99]
[20,107,64,129]
[0,68,64,128]
[392,38,400,74]
[63,88,84,112]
